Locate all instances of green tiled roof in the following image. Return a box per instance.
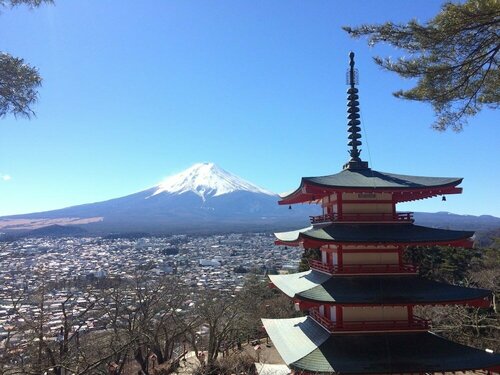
[262,317,329,365]
[292,329,500,374]
[269,271,330,298]
[303,169,462,189]
[274,226,313,243]
[275,223,473,244]
[264,317,500,374]
[270,270,491,305]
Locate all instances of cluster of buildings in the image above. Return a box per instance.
[0,232,302,351]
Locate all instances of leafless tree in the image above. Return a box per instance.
[96,274,194,375]
[186,290,245,373]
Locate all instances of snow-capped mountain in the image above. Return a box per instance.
[151,163,275,200]
[1,162,498,236]
[1,163,317,234]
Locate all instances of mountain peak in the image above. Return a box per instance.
[151,163,275,200]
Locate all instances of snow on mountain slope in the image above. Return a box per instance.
[151,162,276,201]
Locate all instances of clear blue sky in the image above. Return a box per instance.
[1,1,498,217]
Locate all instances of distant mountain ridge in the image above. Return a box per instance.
[0,163,498,235]
[0,163,318,234]
[413,212,500,231]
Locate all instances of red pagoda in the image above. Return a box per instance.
[262,52,500,374]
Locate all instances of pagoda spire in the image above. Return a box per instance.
[343,51,369,170]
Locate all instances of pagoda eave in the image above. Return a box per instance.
[279,178,463,205]
[269,271,492,307]
[263,317,500,375]
[393,186,463,203]
[278,181,318,205]
[275,224,474,249]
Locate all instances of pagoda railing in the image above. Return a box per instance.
[309,212,414,224]
[309,308,430,333]
[308,260,418,275]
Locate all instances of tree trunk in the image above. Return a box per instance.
[134,346,148,375]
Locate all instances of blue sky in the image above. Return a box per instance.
[0,0,498,217]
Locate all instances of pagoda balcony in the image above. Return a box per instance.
[308,260,418,275]
[309,308,430,333]
[309,212,414,224]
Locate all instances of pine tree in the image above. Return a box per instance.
[0,0,53,118]
[344,0,499,131]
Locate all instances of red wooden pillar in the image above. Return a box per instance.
[392,194,396,218]
[326,304,332,320]
[336,306,343,328]
[337,191,343,219]
[407,305,414,322]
